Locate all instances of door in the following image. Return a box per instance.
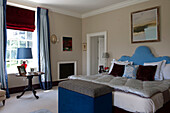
[87,31,107,75]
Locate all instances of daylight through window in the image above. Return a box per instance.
[6,29,38,74]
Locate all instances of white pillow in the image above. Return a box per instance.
[108,59,133,74]
[163,64,170,79]
[144,60,166,80]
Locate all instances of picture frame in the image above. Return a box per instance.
[62,37,72,51]
[82,43,87,51]
[131,7,160,43]
[17,66,26,76]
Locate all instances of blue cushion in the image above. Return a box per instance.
[123,65,139,79]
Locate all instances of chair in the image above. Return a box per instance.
[0,83,6,106]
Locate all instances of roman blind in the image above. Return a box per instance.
[6,5,35,32]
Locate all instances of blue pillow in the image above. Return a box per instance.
[123,65,139,79]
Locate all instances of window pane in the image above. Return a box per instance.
[27,41,32,48]
[6,63,10,68]
[19,31,25,35]
[6,28,37,74]
[13,31,18,35]
[7,40,10,49]
[11,50,17,59]
[11,40,18,49]
[13,31,18,39]
[19,31,25,39]
[7,60,18,73]
[20,41,26,48]
[7,50,10,59]
[11,60,18,66]
[27,32,32,40]
[7,29,14,39]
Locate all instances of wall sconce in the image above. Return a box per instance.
[50,34,58,44]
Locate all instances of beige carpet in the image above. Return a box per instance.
[0,86,58,113]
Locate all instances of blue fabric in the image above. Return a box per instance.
[0,0,9,98]
[37,8,40,71]
[59,87,112,113]
[119,46,170,65]
[17,48,33,59]
[37,7,52,90]
[122,65,139,79]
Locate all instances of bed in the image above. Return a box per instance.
[69,46,170,113]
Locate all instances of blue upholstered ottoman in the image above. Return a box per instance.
[58,80,113,113]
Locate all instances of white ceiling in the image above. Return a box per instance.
[7,0,150,18]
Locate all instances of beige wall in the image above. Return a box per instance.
[49,11,82,81]
[8,11,82,88]
[82,0,170,74]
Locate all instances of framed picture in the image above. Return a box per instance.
[131,7,160,43]
[82,43,87,51]
[17,66,26,76]
[62,37,72,51]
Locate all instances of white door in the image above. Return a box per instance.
[90,36,98,75]
[90,36,105,75]
[87,31,107,75]
[98,36,105,69]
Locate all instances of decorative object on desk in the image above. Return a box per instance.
[30,67,37,72]
[21,61,27,69]
[17,48,33,69]
[30,68,34,72]
[62,37,72,51]
[99,65,104,73]
[82,43,87,51]
[17,66,26,76]
[131,7,160,43]
[50,34,58,44]
[104,67,109,72]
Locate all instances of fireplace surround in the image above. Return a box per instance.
[57,61,77,80]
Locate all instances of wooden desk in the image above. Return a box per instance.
[16,72,44,99]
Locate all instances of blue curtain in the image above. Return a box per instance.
[0,0,10,98]
[37,7,52,90]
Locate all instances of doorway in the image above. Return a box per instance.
[87,31,107,75]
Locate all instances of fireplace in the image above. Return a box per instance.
[58,61,77,80]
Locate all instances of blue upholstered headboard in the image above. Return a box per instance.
[118,46,170,65]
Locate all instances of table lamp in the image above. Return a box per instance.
[17,48,33,69]
[102,52,110,71]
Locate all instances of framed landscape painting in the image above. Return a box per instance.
[131,7,160,43]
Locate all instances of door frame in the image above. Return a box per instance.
[86,31,107,75]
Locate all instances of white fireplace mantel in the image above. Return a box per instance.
[57,61,77,80]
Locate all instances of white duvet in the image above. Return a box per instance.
[69,74,170,98]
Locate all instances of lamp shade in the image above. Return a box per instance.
[17,48,33,59]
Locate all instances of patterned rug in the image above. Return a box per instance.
[30,109,52,113]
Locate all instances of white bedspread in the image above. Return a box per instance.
[69,74,170,98]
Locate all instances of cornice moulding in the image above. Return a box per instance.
[82,0,150,18]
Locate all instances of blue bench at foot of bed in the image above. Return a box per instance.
[58,80,113,113]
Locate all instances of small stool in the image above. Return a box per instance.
[0,90,6,106]
[58,80,113,113]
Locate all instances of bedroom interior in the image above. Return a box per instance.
[0,0,170,113]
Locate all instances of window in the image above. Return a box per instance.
[6,29,38,74]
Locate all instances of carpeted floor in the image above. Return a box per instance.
[0,86,58,113]
[30,109,53,113]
